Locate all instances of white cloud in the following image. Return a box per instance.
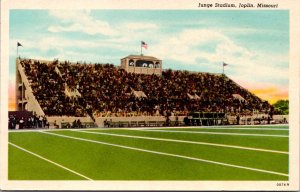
[48,10,118,36]
[149,29,246,64]
[125,22,158,31]
[48,10,163,46]
[146,28,288,92]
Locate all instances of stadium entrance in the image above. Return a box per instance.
[121,55,162,75]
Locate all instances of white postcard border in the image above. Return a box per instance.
[1,0,299,190]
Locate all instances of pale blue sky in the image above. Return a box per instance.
[9,10,289,102]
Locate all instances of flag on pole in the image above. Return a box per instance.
[17,42,23,58]
[222,62,229,74]
[141,41,148,49]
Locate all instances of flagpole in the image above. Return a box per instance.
[223,64,224,75]
[140,41,143,56]
[222,63,224,74]
[17,42,22,58]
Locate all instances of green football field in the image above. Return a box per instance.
[9,125,289,180]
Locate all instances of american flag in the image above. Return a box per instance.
[223,62,229,66]
[141,41,148,49]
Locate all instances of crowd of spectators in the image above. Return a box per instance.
[21,59,87,117]
[20,58,272,118]
[8,112,49,129]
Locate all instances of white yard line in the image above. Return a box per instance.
[131,124,289,130]
[39,131,289,177]
[9,142,93,181]
[72,130,288,154]
[138,129,289,138]
[143,127,289,131]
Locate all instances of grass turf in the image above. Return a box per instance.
[83,128,289,151]
[9,144,83,180]
[9,126,289,180]
[142,128,289,135]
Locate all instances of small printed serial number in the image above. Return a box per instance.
[276,182,289,186]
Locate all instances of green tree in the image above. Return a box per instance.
[273,100,289,115]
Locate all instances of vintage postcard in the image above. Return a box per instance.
[0,0,299,190]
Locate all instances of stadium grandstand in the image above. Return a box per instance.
[10,56,288,129]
